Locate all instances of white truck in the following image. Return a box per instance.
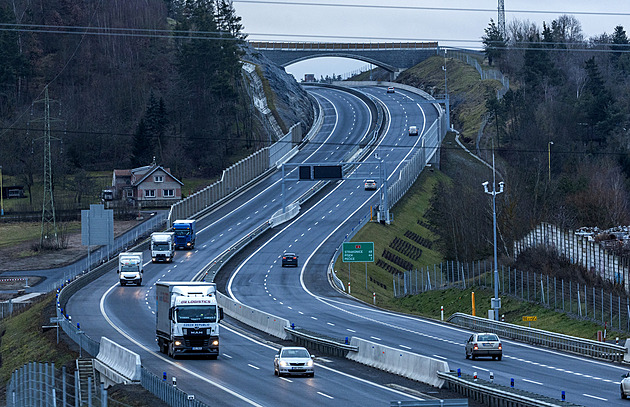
[118,252,143,286]
[156,282,223,359]
[151,232,175,263]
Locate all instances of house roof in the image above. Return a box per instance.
[114,169,131,177]
[133,164,183,186]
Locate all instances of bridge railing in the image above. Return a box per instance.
[249,41,439,51]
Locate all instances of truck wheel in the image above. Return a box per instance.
[138,280,142,286]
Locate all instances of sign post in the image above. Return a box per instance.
[342,242,374,293]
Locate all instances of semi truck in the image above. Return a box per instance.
[151,232,175,262]
[172,219,196,249]
[156,282,223,359]
[118,252,143,286]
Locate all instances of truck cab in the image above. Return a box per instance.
[118,252,143,286]
[172,219,196,250]
[151,232,175,262]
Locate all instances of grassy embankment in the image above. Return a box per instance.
[336,56,627,341]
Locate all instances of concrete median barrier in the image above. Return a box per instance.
[217,292,290,340]
[93,337,141,388]
[346,337,449,388]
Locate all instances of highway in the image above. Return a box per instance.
[67,85,628,406]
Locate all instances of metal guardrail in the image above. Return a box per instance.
[448,312,627,362]
[438,372,584,407]
[284,327,358,357]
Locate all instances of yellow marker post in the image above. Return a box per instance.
[471,291,476,317]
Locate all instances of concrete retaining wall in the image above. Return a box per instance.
[346,337,449,388]
[94,337,141,388]
[216,292,290,340]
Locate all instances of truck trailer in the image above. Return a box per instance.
[151,232,175,262]
[172,219,196,249]
[156,282,223,358]
[118,252,143,286]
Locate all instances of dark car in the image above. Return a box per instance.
[282,252,298,267]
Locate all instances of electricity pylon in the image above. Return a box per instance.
[498,0,506,38]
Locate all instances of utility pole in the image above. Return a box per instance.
[482,148,504,321]
[32,86,62,249]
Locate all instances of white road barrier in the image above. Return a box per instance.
[93,336,141,388]
[346,337,449,388]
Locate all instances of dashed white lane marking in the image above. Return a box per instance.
[399,345,411,350]
[280,377,292,383]
[370,336,381,341]
[223,354,233,359]
[317,392,334,399]
[583,394,607,401]
[347,329,356,333]
[522,379,543,385]
[311,317,318,320]
[248,364,260,370]
[472,366,490,372]
[327,322,335,326]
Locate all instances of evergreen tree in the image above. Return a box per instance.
[482,19,506,66]
[132,119,153,167]
[611,25,630,72]
[577,57,618,141]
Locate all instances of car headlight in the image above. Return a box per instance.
[212,340,219,346]
[174,341,182,346]
[306,360,313,367]
[279,361,288,367]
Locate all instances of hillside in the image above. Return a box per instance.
[0,0,313,212]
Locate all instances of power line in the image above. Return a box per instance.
[232,0,630,17]
[0,126,624,157]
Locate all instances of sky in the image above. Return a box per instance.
[232,0,630,80]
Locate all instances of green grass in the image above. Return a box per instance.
[334,168,447,308]
[0,293,78,385]
[394,286,627,341]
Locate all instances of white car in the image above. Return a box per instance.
[274,347,314,377]
[621,372,630,399]
[409,125,418,136]
[364,180,377,191]
[387,86,395,93]
[465,332,502,360]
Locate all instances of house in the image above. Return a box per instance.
[111,161,183,206]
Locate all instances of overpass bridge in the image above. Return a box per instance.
[250,41,440,79]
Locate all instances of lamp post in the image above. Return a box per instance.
[0,165,3,216]
[548,141,554,182]
[482,151,504,321]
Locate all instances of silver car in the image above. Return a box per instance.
[465,332,503,360]
[621,372,630,399]
[274,346,315,377]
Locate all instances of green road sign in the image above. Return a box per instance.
[342,242,374,262]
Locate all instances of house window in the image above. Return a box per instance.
[154,175,164,183]
[163,189,174,197]
[126,190,134,198]
[145,189,156,198]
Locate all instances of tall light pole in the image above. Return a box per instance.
[548,141,554,182]
[0,165,3,216]
[482,150,504,321]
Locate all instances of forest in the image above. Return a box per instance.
[427,16,630,264]
[0,0,257,205]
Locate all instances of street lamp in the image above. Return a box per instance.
[548,141,554,182]
[482,151,504,321]
[0,165,4,216]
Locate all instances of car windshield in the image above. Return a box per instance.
[120,265,139,272]
[281,348,310,358]
[173,230,190,236]
[284,253,295,257]
[153,243,171,250]
[175,305,216,323]
[478,334,499,341]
